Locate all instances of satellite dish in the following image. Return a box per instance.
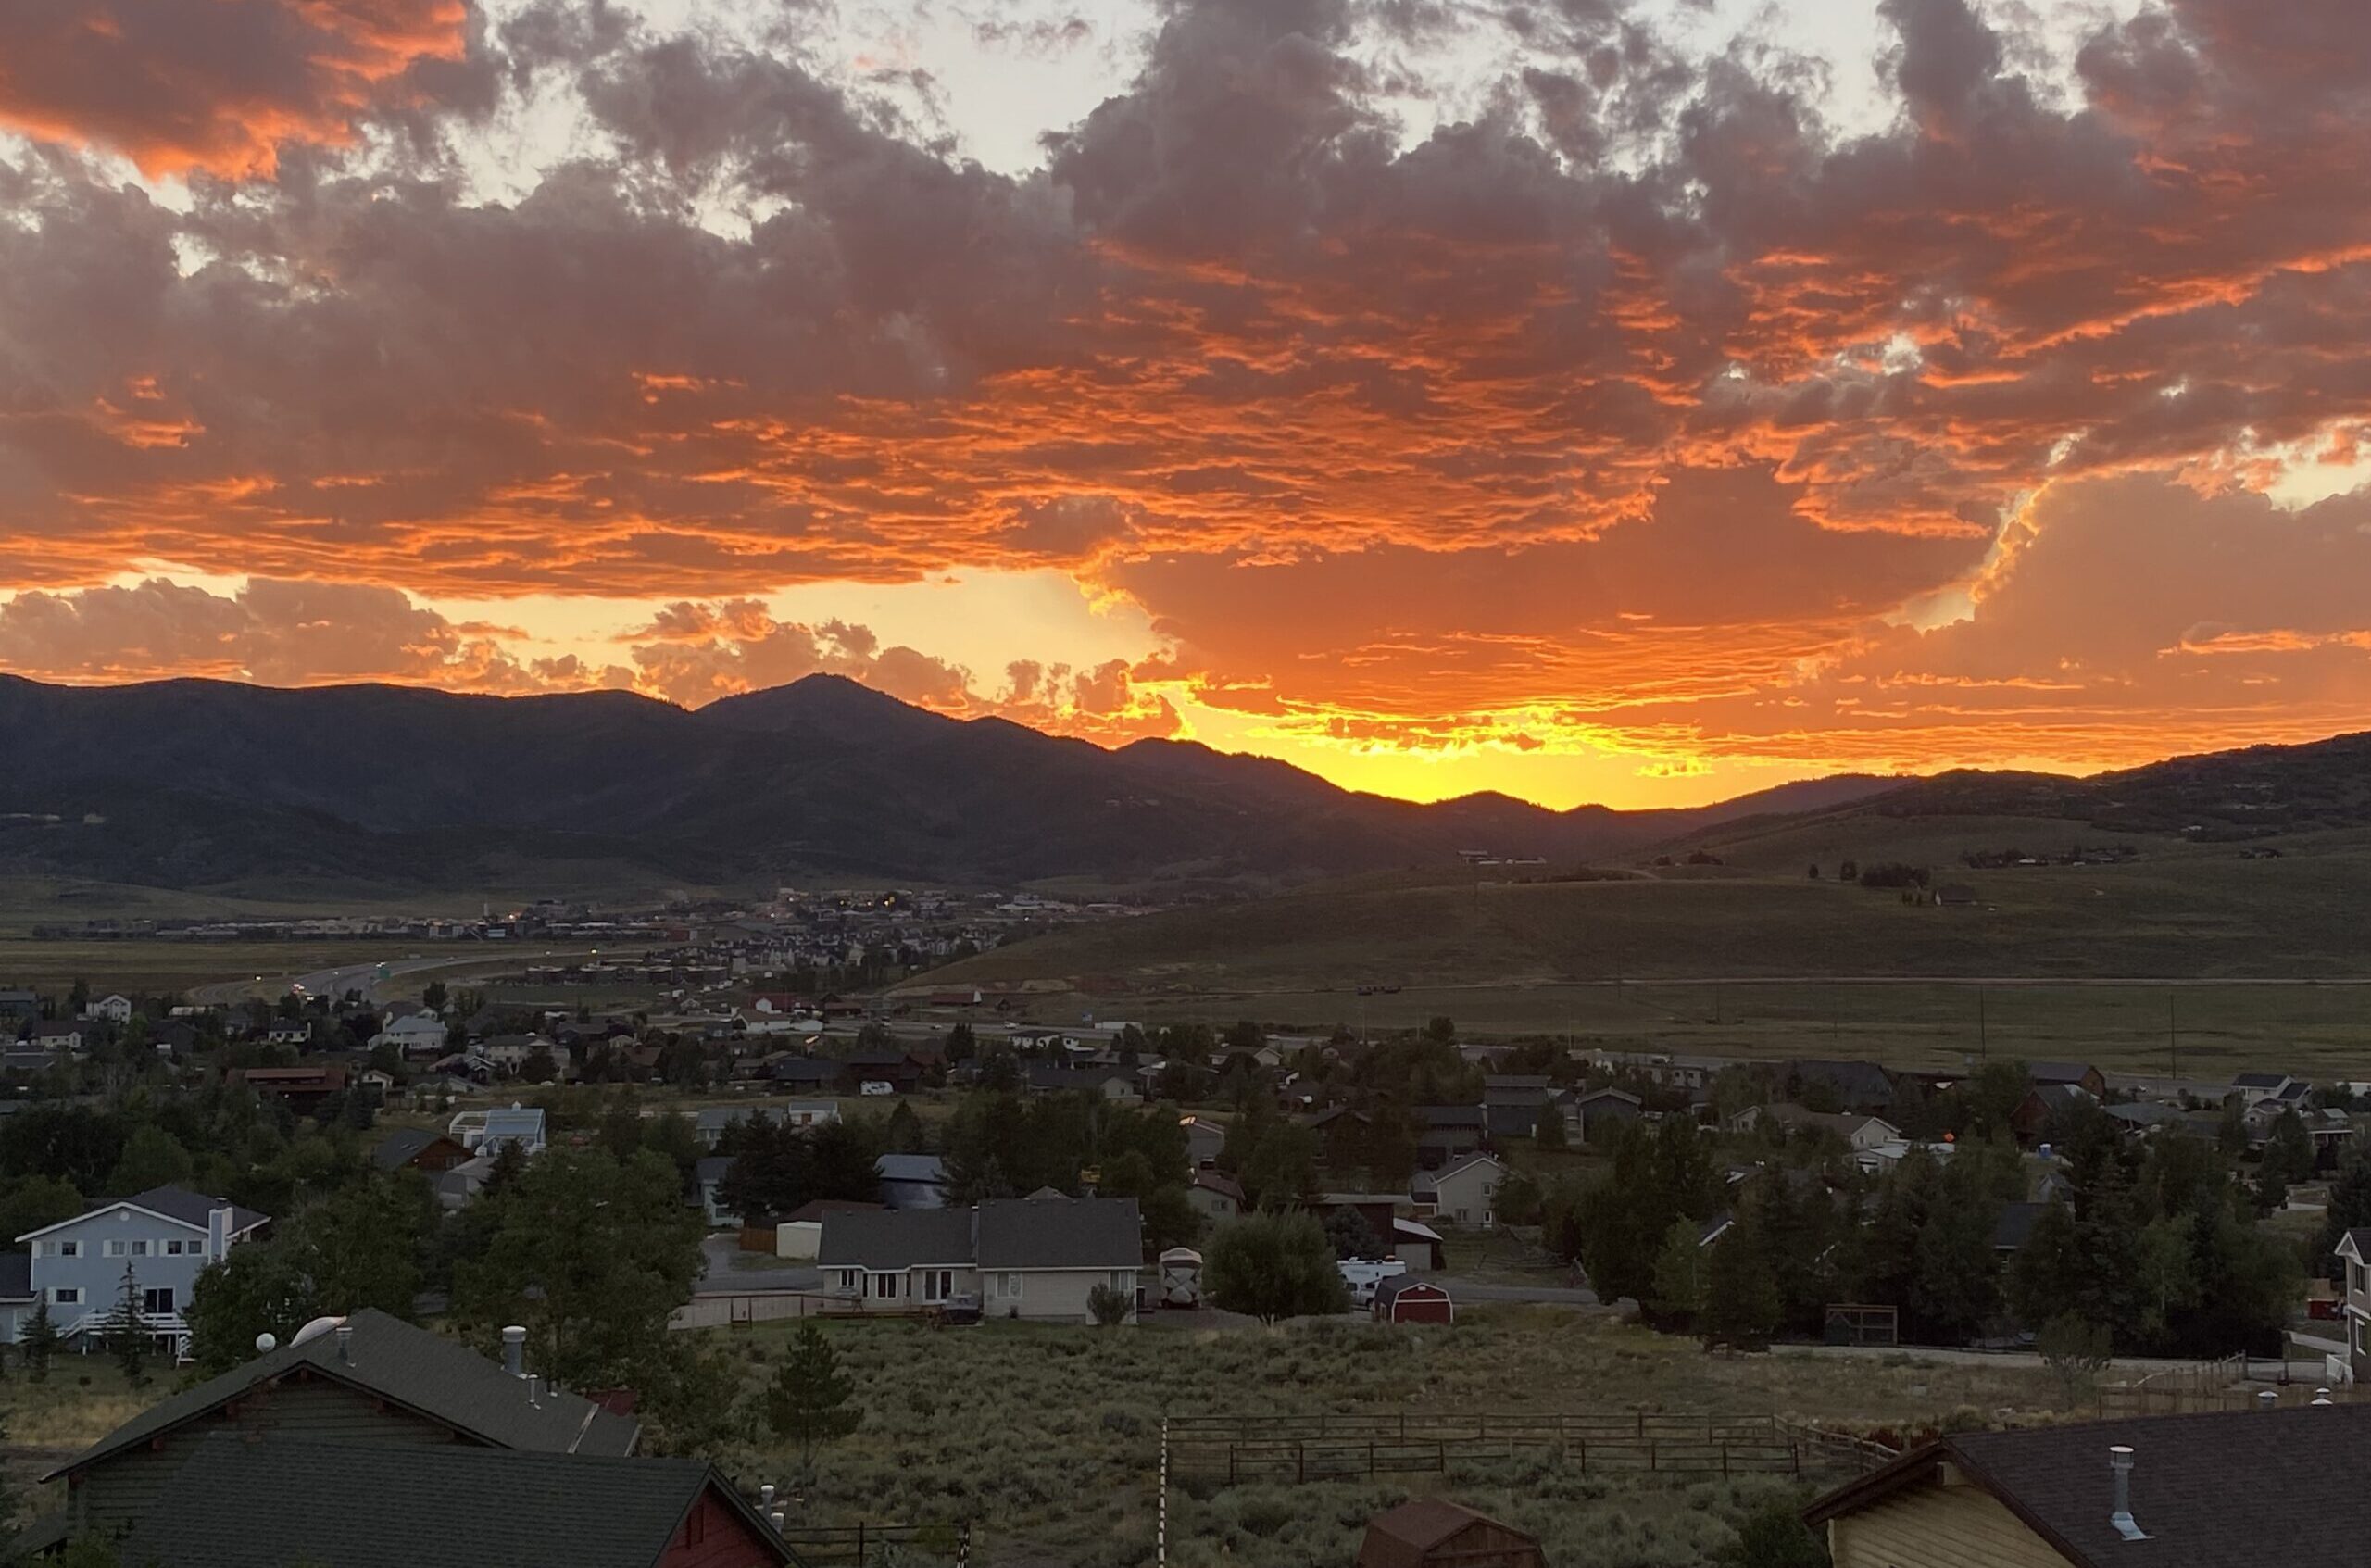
[290,1315,346,1348]
[255,1333,278,1354]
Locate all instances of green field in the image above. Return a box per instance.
[719,1310,2062,1568]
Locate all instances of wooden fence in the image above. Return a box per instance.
[671,1291,940,1331]
[779,1522,973,1568]
[1167,1411,1893,1484]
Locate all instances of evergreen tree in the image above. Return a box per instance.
[1701,1206,1782,1347]
[1534,1109,1568,1152]
[20,1298,56,1381]
[2314,1146,2371,1275]
[105,1263,148,1388]
[766,1322,862,1473]
[1649,1217,1707,1323]
[1910,1158,2005,1342]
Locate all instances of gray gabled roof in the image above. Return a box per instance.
[818,1207,975,1270]
[977,1197,1140,1270]
[20,1186,268,1244]
[116,1435,791,1568]
[370,1128,446,1171]
[49,1309,637,1481]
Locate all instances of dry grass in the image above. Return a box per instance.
[6,1363,154,1449]
[710,1307,2063,1568]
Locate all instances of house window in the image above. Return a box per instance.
[1001,1272,1023,1299]
[918,1270,953,1303]
[103,1241,124,1258]
[142,1287,174,1315]
[1110,1271,1135,1294]
[867,1273,899,1299]
[56,1241,79,1259]
[838,1270,861,1292]
[50,1288,80,1307]
[131,1241,148,1257]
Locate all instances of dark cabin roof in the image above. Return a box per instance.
[50,1309,637,1481]
[1785,1059,1896,1105]
[1992,1201,2045,1251]
[1806,1405,2371,1567]
[976,1196,1140,1269]
[116,1435,791,1568]
[817,1208,975,1270]
[1360,1499,1533,1568]
[2026,1062,2097,1085]
[369,1128,453,1171]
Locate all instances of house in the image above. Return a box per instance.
[39,1310,638,1536]
[370,1127,472,1175]
[876,1153,948,1210]
[1309,1105,1376,1167]
[370,1013,449,1058]
[1357,1499,1542,1568]
[846,1051,924,1093]
[2231,1071,2298,1101]
[765,1056,843,1091]
[1763,1103,1901,1153]
[1782,1059,1901,1115]
[2338,1229,2371,1383]
[1482,1076,1571,1140]
[2012,1085,2098,1145]
[1025,1064,1142,1102]
[355,1066,397,1100]
[151,1021,198,1058]
[1186,1169,1246,1227]
[1373,1276,1454,1325]
[694,1157,739,1227]
[232,1063,347,1109]
[260,1019,312,1047]
[689,1101,840,1150]
[1804,1403,2371,1567]
[818,1198,1143,1323]
[1416,1154,1505,1228]
[29,1021,83,1053]
[480,1033,556,1074]
[0,1185,269,1353]
[1413,1106,1487,1169]
[113,1434,793,1568]
[0,990,37,1023]
[1179,1114,1227,1169]
[1573,1086,1643,1144]
[448,1104,547,1158]
[2027,1062,2107,1097]
[2101,1102,2182,1136]
[774,1199,883,1261]
[84,995,133,1024]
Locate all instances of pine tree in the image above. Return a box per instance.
[1701,1206,1782,1348]
[20,1298,56,1382]
[105,1263,148,1388]
[767,1322,862,1473]
[1649,1217,1707,1323]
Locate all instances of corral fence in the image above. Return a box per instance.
[1166,1411,1895,1485]
[2097,1377,2367,1418]
[779,1522,975,1568]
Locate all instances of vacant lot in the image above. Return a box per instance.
[721,1309,2063,1568]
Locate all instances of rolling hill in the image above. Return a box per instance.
[0,673,1894,896]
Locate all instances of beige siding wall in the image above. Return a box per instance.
[76,1380,457,1532]
[984,1268,1136,1323]
[1828,1485,2067,1568]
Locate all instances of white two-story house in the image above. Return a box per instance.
[2337,1229,2371,1384]
[0,1185,269,1355]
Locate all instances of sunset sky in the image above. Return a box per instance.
[4,0,2370,809]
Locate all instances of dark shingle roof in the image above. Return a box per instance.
[0,1251,29,1299]
[116,1435,789,1568]
[817,1208,975,1269]
[51,1309,637,1481]
[1992,1201,2045,1251]
[119,1185,269,1235]
[977,1197,1140,1270]
[370,1128,440,1171]
[1808,1405,2371,1566]
[2026,1062,2096,1085]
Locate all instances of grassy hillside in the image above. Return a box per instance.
[920,823,2371,1073]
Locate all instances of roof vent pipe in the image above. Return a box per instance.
[2315,1387,2335,1406]
[760,1486,775,1512]
[2109,1446,2148,1542]
[503,1324,527,1378]
[335,1324,353,1363]
[2259,1389,2279,1411]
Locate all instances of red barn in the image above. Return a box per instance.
[1357,1499,1541,1568]
[1374,1276,1455,1324]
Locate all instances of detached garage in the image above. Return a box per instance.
[1374,1276,1455,1324]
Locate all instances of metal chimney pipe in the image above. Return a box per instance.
[2109,1446,2146,1541]
[335,1324,353,1364]
[760,1486,776,1512]
[502,1324,527,1378]
[770,1511,786,1535]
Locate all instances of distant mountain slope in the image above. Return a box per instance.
[0,671,2352,894]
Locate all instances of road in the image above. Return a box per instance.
[188,948,611,1008]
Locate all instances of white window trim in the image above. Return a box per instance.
[50,1287,81,1306]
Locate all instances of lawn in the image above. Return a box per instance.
[715,1308,2065,1568]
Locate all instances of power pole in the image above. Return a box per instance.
[1977,987,1988,1060]
[1158,1415,1170,1568]
[2169,990,2179,1083]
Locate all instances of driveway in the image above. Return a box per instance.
[695,1233,822,1297]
